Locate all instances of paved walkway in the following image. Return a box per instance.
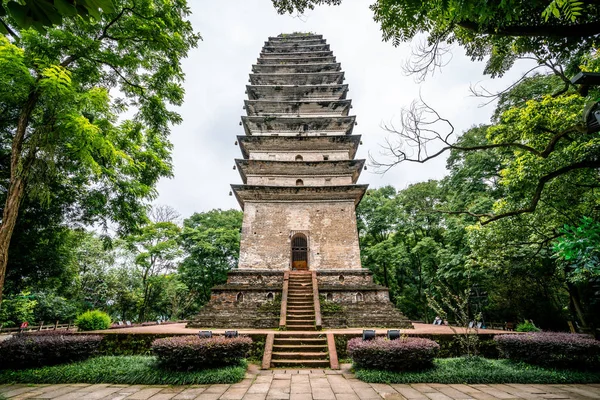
[1,365,599,400]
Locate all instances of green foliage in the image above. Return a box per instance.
[516,321,541,332]
[0,292,37,327]
[354,357,600,384]
[33,292,77,323]
[319,297,343,314]
[179,209,243,307]
[0,0,115,33]
[542,0,584,22]
[554,217,600,283]
[75,310,111,331]
[272,0,600,78]
[0,356,247,385]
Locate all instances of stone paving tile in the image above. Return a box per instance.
[390,384,429,400]
[561,386,600,399]
[411,385,440,394]
[435,386,474,400]
[2,381,600,400]
[0,386,41,398]
[370,383,398,398]
[32,385,82,399]
[289,393,312,400]
[471,384,522,399]
[425,392,455,400]
[242,394,267,400]
[123,387,166,400]
[312,387,336,400]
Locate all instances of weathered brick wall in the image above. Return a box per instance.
[246,176,352,186]
[249,150,348,161]
[226,270,284,285]
[239,201,362,270]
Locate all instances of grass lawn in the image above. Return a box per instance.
[355,357,600,384]
[0,356,247,385]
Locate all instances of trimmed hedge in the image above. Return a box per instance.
[347,337,439,370]
[152,335,252,371]
[495,332,600,370]
[0,332,102,369]
[76,310,111,331]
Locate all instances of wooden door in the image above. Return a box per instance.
[291,234,308,270]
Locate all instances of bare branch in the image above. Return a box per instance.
[403,36,452,83]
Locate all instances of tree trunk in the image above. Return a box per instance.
[566,282,588,329]
[0,90,39,305]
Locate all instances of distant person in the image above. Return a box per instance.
[433,316,442,325]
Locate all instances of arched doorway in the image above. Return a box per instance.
[291,233,308,270]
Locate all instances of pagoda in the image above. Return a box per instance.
[188,33,411,330]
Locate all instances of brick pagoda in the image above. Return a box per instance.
[188,33,411,331]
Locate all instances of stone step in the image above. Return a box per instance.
[271,359,330,367]
[287,310,315,315]
[274,337,326,345]
[286,318,315,324]
[286,325,316,331]
[273,344,327,352]
[272,352,328,360]
[287,316,315,321]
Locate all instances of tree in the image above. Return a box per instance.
[125,206,181,322]
[0,0,115,35]
[272,0,600,79]
[179,209,242,307]
[0,0,200,303]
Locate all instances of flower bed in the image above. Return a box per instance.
[347,337,439,370]
[151,335,252,371]
[0,332,103,369]
[494,332,600,370]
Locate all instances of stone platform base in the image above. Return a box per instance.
[186,268,413,329]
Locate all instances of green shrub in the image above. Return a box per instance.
[75,310,111,331]
[152,335,252,371]
[495,332,600,370]
[516,321,540,332]
[0,331,102,369]
[0,292,37,327]
[348,337,439,371]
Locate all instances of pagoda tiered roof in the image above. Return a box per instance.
[231,33,367,208]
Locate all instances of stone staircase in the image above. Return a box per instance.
[269,271,331,367]
[271,333,330,368]
[286,272,316,331]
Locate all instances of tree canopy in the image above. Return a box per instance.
[0,0,200,302]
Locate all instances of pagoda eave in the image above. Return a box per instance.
[244,99,351,117]
[234,159,365,183]
[231,184,368,209]
[237,135,361,159]
[241,115,355,136]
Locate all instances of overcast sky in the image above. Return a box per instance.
[154,0,534,219]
